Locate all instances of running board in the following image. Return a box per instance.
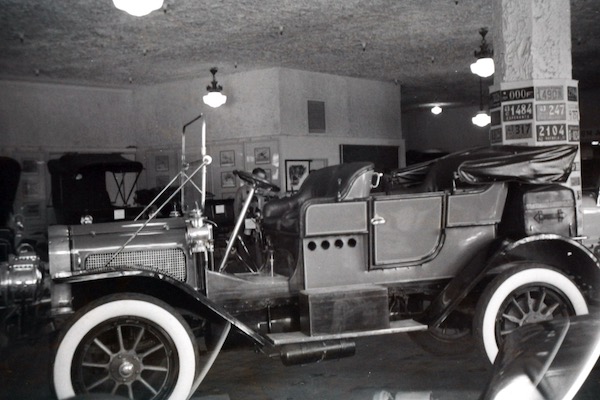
[266,319,427,346]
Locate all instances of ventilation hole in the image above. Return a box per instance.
[348,238,357,247]
[335,239,344,248]
[308,241,317,251]
[321,240,330,250]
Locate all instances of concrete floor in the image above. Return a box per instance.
[1,331,599,400]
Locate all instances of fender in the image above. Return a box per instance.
[53,269,271,349]
[419,234,600,327]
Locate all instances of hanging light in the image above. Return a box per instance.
[431,105,443,115]
[472,111,491,127]
[470,27,494,78]
[472,77,490,127]
[203,67,227,108]
[112,0,163,17]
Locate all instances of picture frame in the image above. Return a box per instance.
[220,150,235,167]
[221,171,236,188]
[254,147,271,164]
[285,160,311,192]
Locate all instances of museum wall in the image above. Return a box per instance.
[195,68,403,198]
[278,68,401,139]
[132,68,282,148]
[0,67,402,226]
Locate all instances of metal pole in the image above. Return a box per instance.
[218,185,256,273]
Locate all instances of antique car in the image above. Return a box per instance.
[48,153,144,225]
[2,120,600,400]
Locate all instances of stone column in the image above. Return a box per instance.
[488,0,582,233]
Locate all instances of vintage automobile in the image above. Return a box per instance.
[2,120,600,399]
[47,153,144,225]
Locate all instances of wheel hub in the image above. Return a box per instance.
[110,353,142,383]
[523,310,553,324]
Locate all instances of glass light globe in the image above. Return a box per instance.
[431,105,442,115]
[203,91,227,108]
[113,0,164,17]
[470,57,495,78]
[472,111,491,127]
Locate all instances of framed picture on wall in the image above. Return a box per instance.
[221,171,236,188]
[285,160,311,192]
[254,147,271,164]
[220,150,235,167]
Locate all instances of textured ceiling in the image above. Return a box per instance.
[1,0,599,109]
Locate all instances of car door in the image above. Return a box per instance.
[370,192,445,267]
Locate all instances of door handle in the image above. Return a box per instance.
[371,216,386,225]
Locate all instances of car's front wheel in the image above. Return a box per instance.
[473,264,588,363]
[53,293,198,400]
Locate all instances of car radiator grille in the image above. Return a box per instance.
[84,248,187,281]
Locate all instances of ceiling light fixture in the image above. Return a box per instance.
[472,78,490,127]
[203,67,227,108]
[431,105,442,115]
[470,27,494,78]
[112,0,164,17]
[472,111,491,127]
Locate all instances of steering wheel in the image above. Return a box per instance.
[234,170,280,192]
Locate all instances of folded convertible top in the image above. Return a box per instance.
[390,144,578,191]
[457,144,578,184]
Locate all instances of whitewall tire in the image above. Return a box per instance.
[53,294,198,400]
[474,265,588,363]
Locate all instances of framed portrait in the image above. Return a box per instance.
[155,155,169,172]
[221,171,236,188]
[220,150,235,167]
[254,147,271,164]
[285,160,311,192]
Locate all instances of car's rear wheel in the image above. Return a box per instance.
[473,264,588,363]
[53,293,198,400]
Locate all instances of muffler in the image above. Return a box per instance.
[279,340,356,366]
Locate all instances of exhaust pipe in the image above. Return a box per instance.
[279,340,356,366]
